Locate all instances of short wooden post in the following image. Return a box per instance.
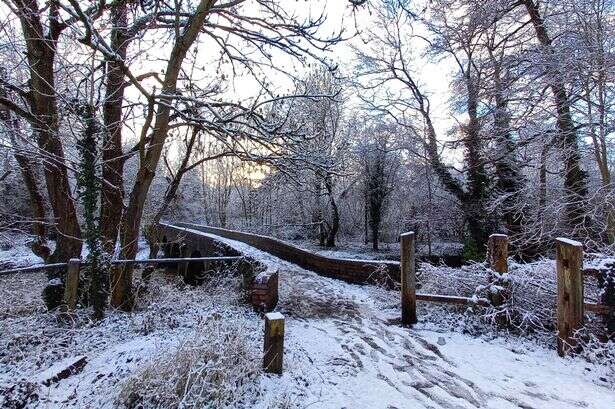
[263,312,285,374]
[556,238,584,357]
[63,258,81,311]
[400,232,417,326]
[487,234,509,308]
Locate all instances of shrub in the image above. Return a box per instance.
[118,312,261,409]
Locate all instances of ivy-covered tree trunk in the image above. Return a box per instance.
[463,69,489,255]
[365,145,390,252]
[313,175,325,247]
[421,89,488,259]
[77,104,108,319]
[491,52,524,241]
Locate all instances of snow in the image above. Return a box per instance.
[0,235,150,273]
[261,259,614,408]
[265,312,284,321]
[556,237,583,247]
[261,322,611,408]
[1,230,614,408]
[585,254,615,270]
[255,270,276,284]
[284,237,464,261]
[0,236,47,269]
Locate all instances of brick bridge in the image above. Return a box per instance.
[157,222,401,310]
[158,222,400,284]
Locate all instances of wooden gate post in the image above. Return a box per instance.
[487,234,509,308]
[400,232,417,326]
[63,258,81,312]
[555,238,584,357]
[263,312,285,374]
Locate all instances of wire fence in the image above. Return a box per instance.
[0,256,244,277]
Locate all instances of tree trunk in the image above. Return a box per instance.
[16,0,82,263]
[15,1,82,310]
[12,137,50,259]
[0,73,50,259]
[363,196,369,245]
[491,53,523,240]
[101,2,129,254]
[146,129,200,258]
[146,170,186,259]
[324,174,339,248]
[584,78,614,243]
[313,175,325,246]
[422,102,486,251]
[463,69,489,251]
[371,220,379,251]
[368,192,382,251]
[523,0,589,233]
[110,0,217,310]
[539,143,548,211]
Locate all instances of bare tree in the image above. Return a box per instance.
[61,0,361,309]
[568,0,615,241]
[518,0,591,234]
[0,68,50,259]
[354,1,493,252]
[0,0,86,268]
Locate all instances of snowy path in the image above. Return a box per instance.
[206,231,615,409]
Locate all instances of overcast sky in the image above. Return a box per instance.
[225,1,456,137]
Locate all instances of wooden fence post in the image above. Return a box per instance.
[487,234,509,308]
[63,258,81,312]
[488,234,508,274]
[556,238,584,357]
[400,232,417,326]
[263,312,285,374]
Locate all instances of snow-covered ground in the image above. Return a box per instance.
[0,236,151,270]
[285,238,464,262]
[0,235,49,269]
[209,232,615,408]
[1,233,614,408]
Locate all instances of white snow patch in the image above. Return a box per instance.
[556,237,583,247]
[265,312,284,321]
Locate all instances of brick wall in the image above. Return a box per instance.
[250,271,278,312]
